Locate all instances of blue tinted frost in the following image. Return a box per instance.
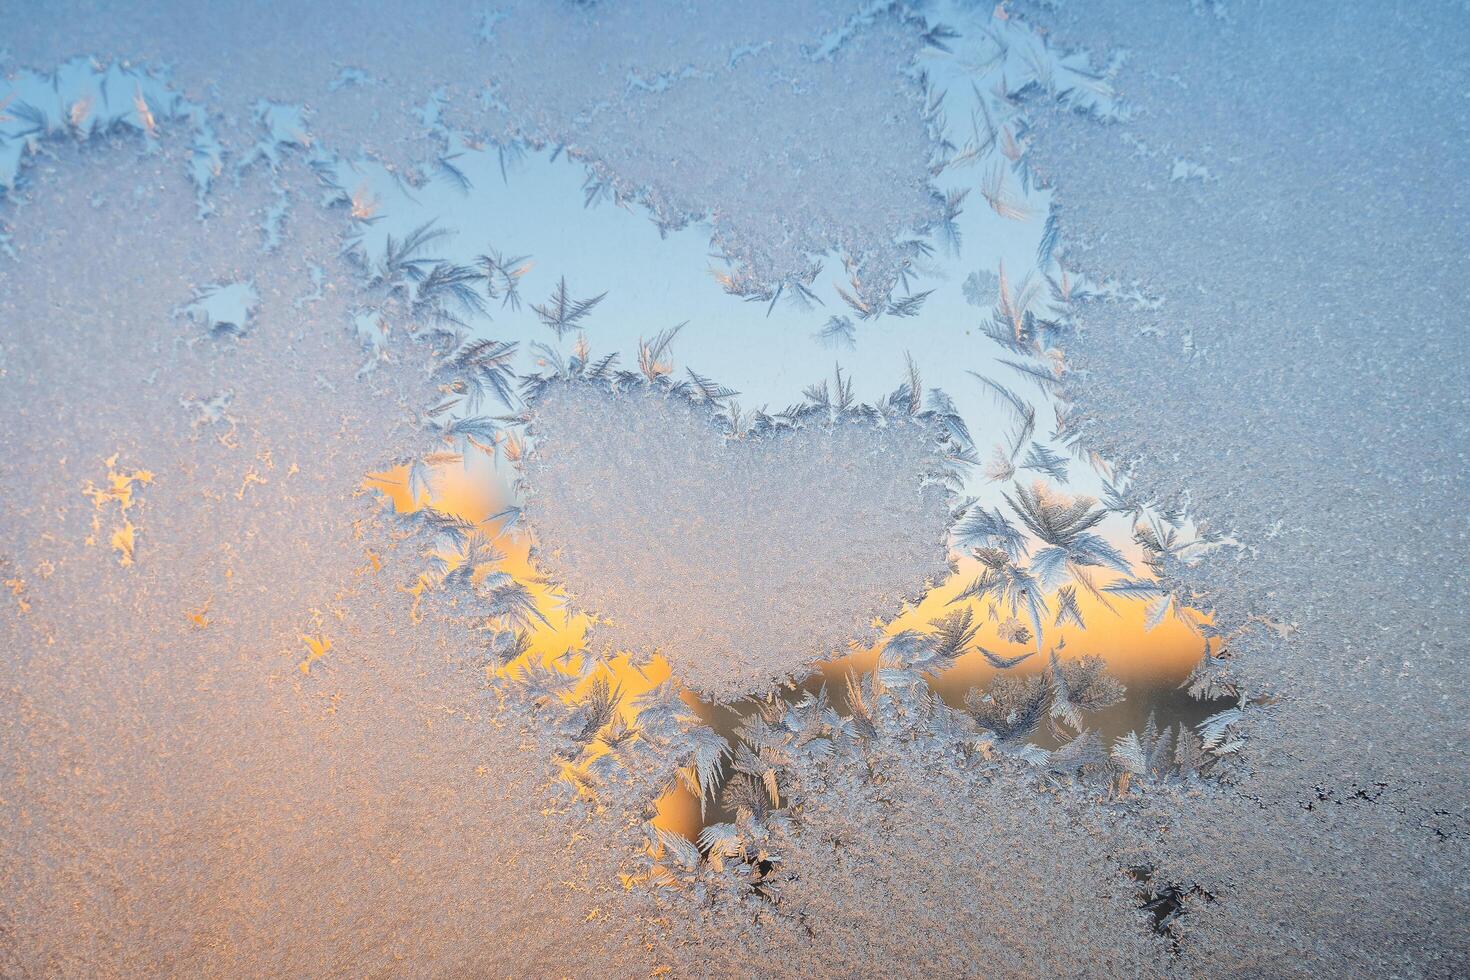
[0,1,948,289]
[0,58,222,213]
[238,100,313,171]
[1016,0,1470,972]
[1,0,1464,976]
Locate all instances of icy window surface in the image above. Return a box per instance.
[1014,0,1470,973]
[1,1,1466,976]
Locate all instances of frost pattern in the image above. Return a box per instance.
[3,0,1456,975]
[522,380,954,700]
[0,58,221,213]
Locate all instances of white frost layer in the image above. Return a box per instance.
[524,381,955,700]
[0,140,658,977]
[1,1,939,290]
